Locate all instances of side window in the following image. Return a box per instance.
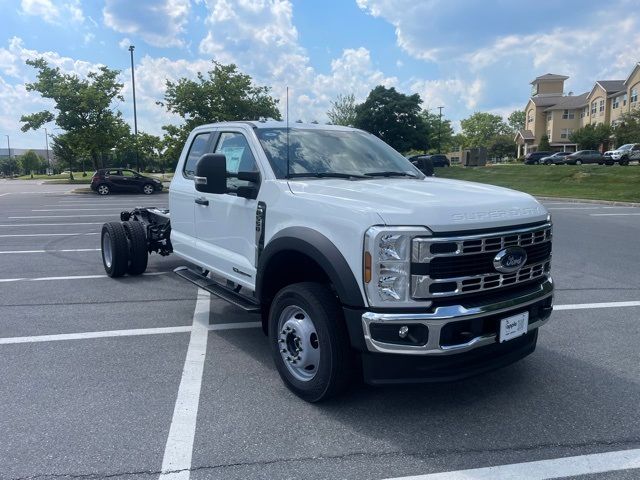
[121,170,136,178]
[183,132,212,177]
[214,132,258,188]
[107,169,120,176]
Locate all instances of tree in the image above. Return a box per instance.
[50,133,81,179]
[20,58,128,170]
[327,93,357,126]
[419,110,454,153]
[19,150,42,178]
[489,134,516,159]
[613,109,640,146]
[353,86,427,152]
[0,156,19,177]
[538,134,551,151]
[569,124,612,150]
[460,112,509,149]
[508,110,526,133]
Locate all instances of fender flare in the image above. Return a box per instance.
[256,227,365,308]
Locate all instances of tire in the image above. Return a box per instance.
[575,159,582,165]
[533,160,539,165]
[142,183,155,195]
[621,157,630,166]
[268,282,354,402]
[101,222,129,277]
[97,184,110,195]
[122,221,148,275]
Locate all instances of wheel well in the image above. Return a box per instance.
[258,250,334,332]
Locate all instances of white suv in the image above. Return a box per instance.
[610,143,640,165]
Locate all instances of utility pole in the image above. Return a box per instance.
[438,106,444,154]
[129,45,139,171]
[44,128,51,174]
[4,135,10,176]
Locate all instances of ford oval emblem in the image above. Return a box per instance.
[493,247,527,274]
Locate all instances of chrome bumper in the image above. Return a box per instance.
[362,278,553,355]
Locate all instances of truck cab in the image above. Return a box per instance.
[102,120,554,402]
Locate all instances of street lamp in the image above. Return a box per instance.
[4,135,10,176]
[44,128,51,174]
[438,106,444,154]
[128,45,139,172]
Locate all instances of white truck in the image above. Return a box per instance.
[100,121,554,402]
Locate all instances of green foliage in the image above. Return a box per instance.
[507,110,526,133]
[50,133,81,179]
[538,134,551,151]
[160,61,281,129]
[0,156,19,176]
[569,124,612,150]
[613,109,640,145]
[327,93,357,126]
[353,85,427,152]
[489,134,517,159]
[20,58,127,170]
[18,150,43,177]
[418,110,455,153]
[460,112,509,149]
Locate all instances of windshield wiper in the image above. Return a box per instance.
[286,172,367,179]
[364,171,418,178]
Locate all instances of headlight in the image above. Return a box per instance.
[363,226,432,307]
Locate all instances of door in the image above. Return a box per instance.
[169,130,214,263]
[106,169,127,191]
[121,169,142,192]
[194,130,261,288]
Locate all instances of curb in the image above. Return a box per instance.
[535,196,640,207]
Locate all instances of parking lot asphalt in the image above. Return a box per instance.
[1,182,639,480]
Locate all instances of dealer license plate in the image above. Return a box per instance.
[499,312,529,343]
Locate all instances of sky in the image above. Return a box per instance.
[1,0,640,148]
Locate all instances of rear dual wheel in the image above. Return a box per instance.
[101,221,148,277]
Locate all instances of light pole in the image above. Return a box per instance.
[128,45,139,172]
[4,135,10,176]
[438,106,444,154]
[44,128,51,174]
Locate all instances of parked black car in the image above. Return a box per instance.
[90,169,163,195]
[408,154,450,168]
[524,151,552,164]
[541,151,572,165]
[564,150,605,165]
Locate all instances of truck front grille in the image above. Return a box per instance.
[411,223,552,299]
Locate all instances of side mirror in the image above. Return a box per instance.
[195,153,227,194]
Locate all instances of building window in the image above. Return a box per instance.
[547,113,552,121]
[560,128,573,139]
[623,93,627,106]
[591,101,597,115]
[632,88,638,104]
[562,109,574,119]
[547,129,551,139]
[527,111,533,124]
[613,97,619,109]
[580,107,588,118]
[599,99,605,114]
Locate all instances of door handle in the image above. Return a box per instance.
[195,197,209,206]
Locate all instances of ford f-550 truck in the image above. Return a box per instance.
[100,121,553,402]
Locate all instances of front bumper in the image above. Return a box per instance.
[343,278,553,382]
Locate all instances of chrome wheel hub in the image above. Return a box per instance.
[277,306,320,382]
[102,232,112,268]
[143,185,153,194]
[98,185,108,194]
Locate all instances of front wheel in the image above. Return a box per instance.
[575,159,582,165]
[142,183,155,195]
[269,282,354,402]
[97,184,110,195]
[533,160,539,165]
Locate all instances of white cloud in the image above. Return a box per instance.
[20,0,85,24]
[103,0,191,48]
[118,37,132,50]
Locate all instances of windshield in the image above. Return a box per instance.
[618,144,634,151]
[256,128,423,179]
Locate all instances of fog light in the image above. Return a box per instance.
[398,326,409,338]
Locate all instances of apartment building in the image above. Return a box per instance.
[515,62,640,156]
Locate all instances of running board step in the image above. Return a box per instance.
[174,266,261,313]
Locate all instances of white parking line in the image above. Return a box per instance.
[9,214,117,218]
[0,271,167,283]
[555,300,640,310]
[383,448,640,480]
[547,207,602,210]
[32,208,131,212]
[0,223,102,227]
[591,213,640,216]
[160,289,210,480]
[0,248,100,254]
[0,232,100,238]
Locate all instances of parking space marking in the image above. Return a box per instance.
[0,223,102,227]
[0,321,261,345]
[547,207,602,210]
[160,289,210,480]
[383,447,640,480]
[591,213,640,216]
[555,300,640,310]
[32,208,136,212]
[9,214,119,218]
[0,271,167,283]
[0,248,100,254]
[0,232,100,238]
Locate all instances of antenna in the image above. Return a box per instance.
[286,86,290,178]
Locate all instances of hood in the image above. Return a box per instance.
[287,177,548,233]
